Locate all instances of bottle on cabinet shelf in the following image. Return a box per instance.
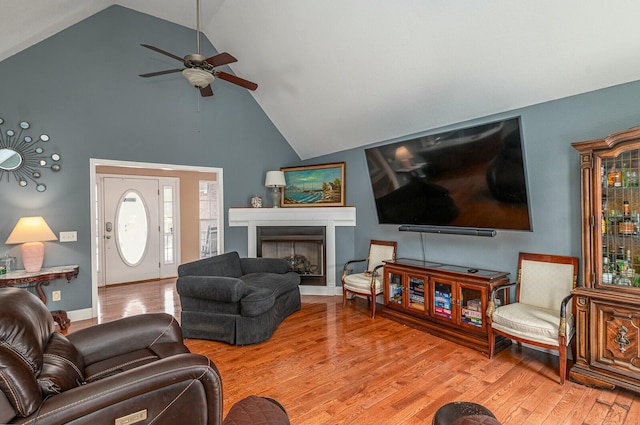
[602,256,613,284]
[621,201,635,235]
[628,161,639,187]
[605,209,620,235]
[608,163,622,187]
[605,159,640,188]
[618,249,634,286]
[617,246,625,259]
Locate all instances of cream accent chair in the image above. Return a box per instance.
[486,252,579,384]
[342,240,397,318]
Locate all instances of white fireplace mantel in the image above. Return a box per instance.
[228,207,356,295]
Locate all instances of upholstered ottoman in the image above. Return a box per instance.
[223,395,290,425]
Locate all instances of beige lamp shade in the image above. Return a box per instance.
[265,171,286,208]
[5,216,57,272]
[265,170,286,187]
[395,146,414,168]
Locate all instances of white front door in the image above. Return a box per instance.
[102,177,160,285]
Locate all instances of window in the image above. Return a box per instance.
[163,185,175,264]
[199,180,218,258]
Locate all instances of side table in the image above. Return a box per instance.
[0,265,79,330]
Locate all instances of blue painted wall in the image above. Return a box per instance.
[0,6,300,312]
[2,5,640,313]
[315,81,640,284]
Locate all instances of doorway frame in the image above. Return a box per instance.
[90,158,224,318]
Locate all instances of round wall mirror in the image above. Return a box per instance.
[0,118,63,192]
[0,148,23,171]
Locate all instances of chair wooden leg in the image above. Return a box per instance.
[487,328,495,359]
[342,288,348,308]
[559,344,567,384]
[371,296,376,318]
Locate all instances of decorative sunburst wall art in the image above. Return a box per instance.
[0,117,62,192]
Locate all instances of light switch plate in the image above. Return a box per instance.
[59,231,77,242]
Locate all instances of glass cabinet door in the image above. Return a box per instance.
[433,280,453,320]
[459,284,483,329]
[387,269,403,305]
[408,274,426,312]
[601,149,640,289]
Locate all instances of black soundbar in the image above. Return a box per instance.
[398,225,497,237]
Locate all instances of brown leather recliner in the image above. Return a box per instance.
[0,287,289,425]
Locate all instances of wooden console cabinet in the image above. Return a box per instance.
[571,126,640,392]
[379,258,510,355]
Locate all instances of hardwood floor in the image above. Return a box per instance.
[70,280,640,425]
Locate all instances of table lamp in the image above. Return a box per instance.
[5,216,57,272]
[265,170,286,208]
[395,146,414,169]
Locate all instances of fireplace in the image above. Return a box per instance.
[257,226,326,285]
[228,207,356,295]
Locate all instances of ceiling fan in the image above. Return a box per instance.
[138,0,258,97]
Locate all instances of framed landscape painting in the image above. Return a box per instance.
[281,162,346,207]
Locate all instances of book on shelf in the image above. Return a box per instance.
[466,299,482,311]
[461,307,482,319]
[461,317,482,327]
[434,306,452,317]
[410,294,424,303]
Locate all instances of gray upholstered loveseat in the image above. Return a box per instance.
[177,251,301,345]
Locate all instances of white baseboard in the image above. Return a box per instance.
[65,308,93,322]
[299,286,342,296]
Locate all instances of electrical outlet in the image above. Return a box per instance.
[59,231,77,242]
[52,291,61,302]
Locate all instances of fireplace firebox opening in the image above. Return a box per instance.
[257,226,326,286]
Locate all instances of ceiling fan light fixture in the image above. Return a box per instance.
[182,68,214,88]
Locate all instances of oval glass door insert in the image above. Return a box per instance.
[116,190,149,266]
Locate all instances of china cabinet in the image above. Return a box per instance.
[571,125,640,391]
[381,258,510,355]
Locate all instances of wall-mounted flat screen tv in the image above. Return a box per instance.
[364,116,532,232]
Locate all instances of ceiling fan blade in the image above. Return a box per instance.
[200,85,214,97]
[205,52,237,68]
[140,44,184,62]
[139,69,184,78]
[217,71,258,91]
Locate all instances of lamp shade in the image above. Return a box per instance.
[6,217,57,244]
[394,146,413,162]
[5,217,57,273]
[265,171,286,188]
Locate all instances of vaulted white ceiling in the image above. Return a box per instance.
[3,1,640,159]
